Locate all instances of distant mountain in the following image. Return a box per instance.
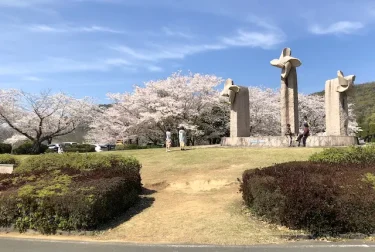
[312,82,375,138]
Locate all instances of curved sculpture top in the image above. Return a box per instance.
[270,47,302,79]
[337,70,356,93]
[221,78,240,104]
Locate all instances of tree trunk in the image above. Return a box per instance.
[31,141,43,154]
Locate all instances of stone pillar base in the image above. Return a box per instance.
[221,136,358,147]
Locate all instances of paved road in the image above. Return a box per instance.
[2,238,375,252]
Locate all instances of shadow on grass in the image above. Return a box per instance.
[97,187,156,231]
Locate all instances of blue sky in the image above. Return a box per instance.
[0,0,375,104]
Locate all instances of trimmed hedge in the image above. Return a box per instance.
[0,153,142,234]
[115,144,147,151]
[241,161,375,236]
[0,143,11,154]
[13,141,48,155]
[0,154,20,167]
[115,144,163,151]
[309,146,375,164]
[63,144,96,153]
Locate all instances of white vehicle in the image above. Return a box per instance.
[94,144,102,152]
[48,143,59,149]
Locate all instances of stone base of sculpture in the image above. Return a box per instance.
[221,136,358,147]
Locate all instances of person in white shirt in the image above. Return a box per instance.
[166,128,172,152]
[178,127,186,151]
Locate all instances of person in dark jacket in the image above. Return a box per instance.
[296,122,310,147]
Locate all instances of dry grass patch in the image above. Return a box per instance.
[95,147,321,245]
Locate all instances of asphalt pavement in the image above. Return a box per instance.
[2,238,375,252]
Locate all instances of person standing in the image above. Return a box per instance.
[165,128,172,152]
[285,124,293,147]
[297,122,310,147]
[178,127,186,151]
[301,122,310,147]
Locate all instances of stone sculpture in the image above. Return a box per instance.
[325,71,355,136]
[221,78,250,137]
[271,48,301,136]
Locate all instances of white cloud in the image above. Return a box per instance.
[78,25,123,34]
[221,29,284,48]
[0,0,55,8]
[112,18,284,64]
[28,24,123,34]
[309,21,364,35]
[147,65,163,72]
[29,24,65,32]
[0,58,111,75]
[23,76,43,81]
[104,58,132,66]
[162,27,193,39]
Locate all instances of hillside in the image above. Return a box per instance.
[313,82,375,138]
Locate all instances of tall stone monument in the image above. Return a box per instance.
[221,78,250,137]
[325,71,355,136]
[270,48,302,136]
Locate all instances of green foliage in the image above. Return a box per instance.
[15,153,141,174]
[115,144,149,150]
[45,148,56,153]
[63,144,95,153]
[0,154,20,166]
[0,143,12,154]
[241,161,375,236]
[13,141,48,155]
[0,153,142,234]
[309,146,375,164]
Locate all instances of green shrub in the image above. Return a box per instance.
[241,162,375,236]
[0,143,12,154]
[13,141,48,155]
[309,146,375,164]
[63,144,95,153]
[115,144,147,151]
[115,144,163,151]
[0,154,20,167]
[45,148,56,154]
[0,153,142,234]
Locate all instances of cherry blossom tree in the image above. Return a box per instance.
[86,72,360,144]
[248,86,280,136]
[0,124,14,142]
[86,71,223,144]
[0,89,96,153]
[298,93,325,134]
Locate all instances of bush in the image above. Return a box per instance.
[0,154,20,167]
[63,144,95,153]
[309,146,375,164]
[115,144,163,151]
[0,153,142,234]
[45,148,56,153]
[0,143,11,154]
[241,161,375,236]
[13,141,48,155]
[115,144,147,151]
